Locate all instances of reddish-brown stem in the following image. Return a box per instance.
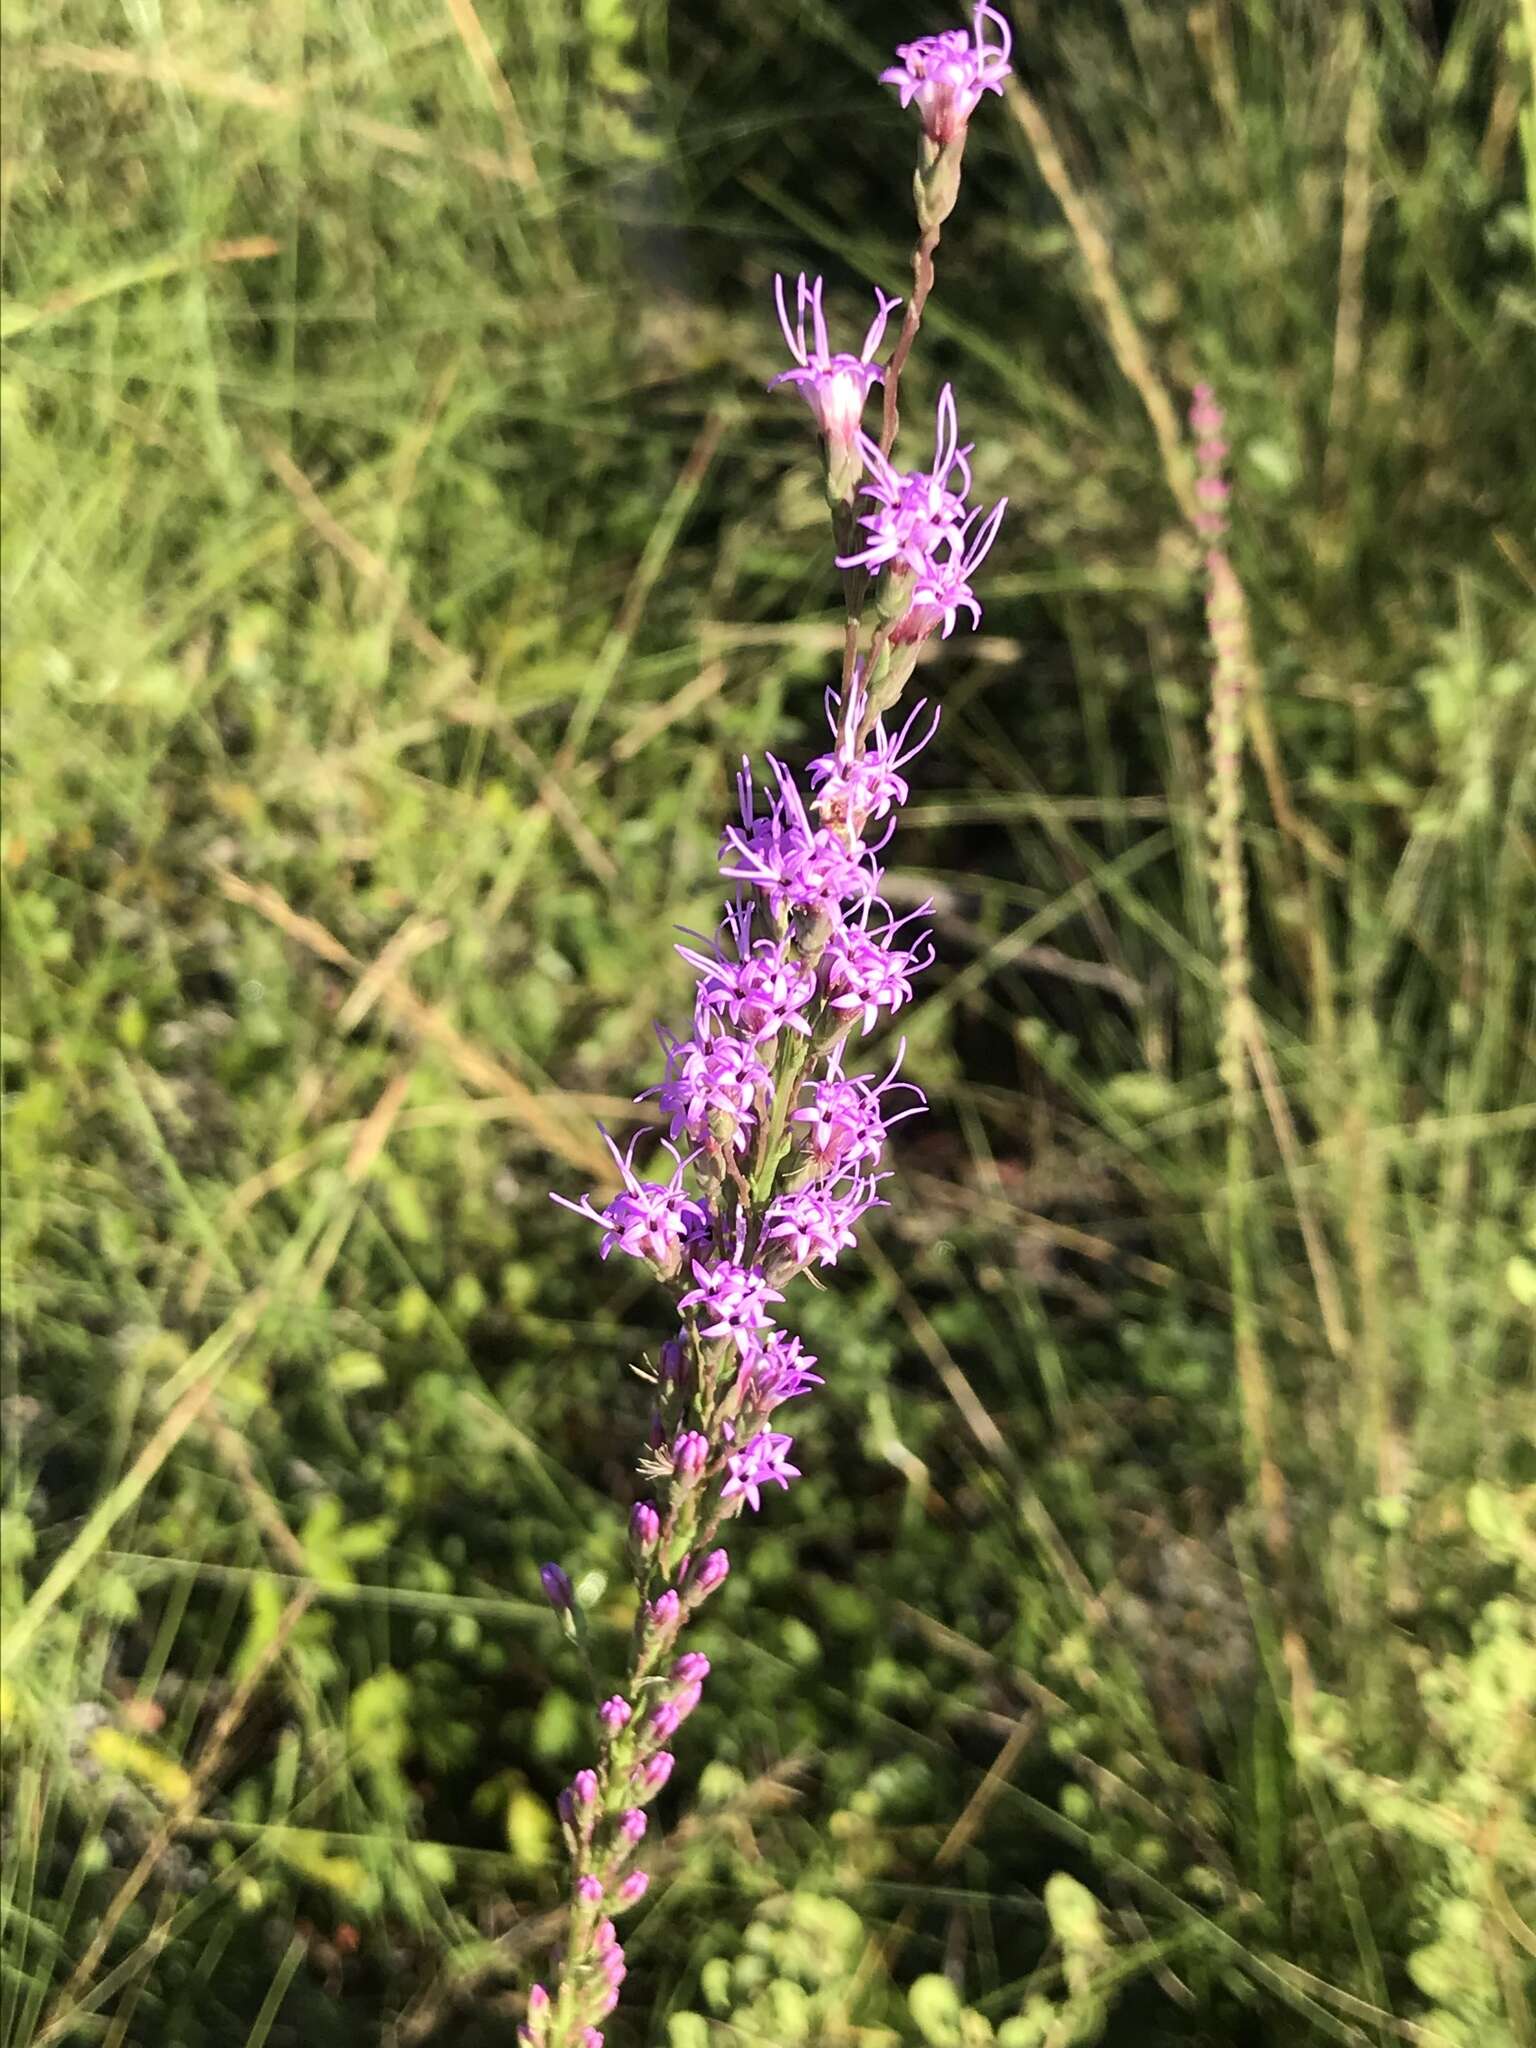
[880,222,942,457]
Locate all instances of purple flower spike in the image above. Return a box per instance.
[539,55,1006,2029]
[881,3,1013,146]
[539,1563,574,1611]
[770,272,902,452]
[720,1430,802,1512]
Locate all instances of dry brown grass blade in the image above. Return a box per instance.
[438,0,538,188]
[1001,77,1344,883]
[344,1065,418,1180]
[214,867,611,1180]
[1325,16,1377,491]
[336,922,450,1035]
[607,659,730,766]
[34,1590,316,2047]
[841,1709,1038,2017]
[3,1291,272,1674]
[34,42,534,185]
[860,1233,1010,1467]
[1243,1015,1352,1362]
[261,442,617,884]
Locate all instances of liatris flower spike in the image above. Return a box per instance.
[529,13,1010,2044]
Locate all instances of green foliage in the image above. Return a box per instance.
[3,0,1534,2043]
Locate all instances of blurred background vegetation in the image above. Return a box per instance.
[3,0,1535,2043]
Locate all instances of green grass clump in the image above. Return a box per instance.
[3,1,1534,2044]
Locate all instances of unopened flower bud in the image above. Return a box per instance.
[648,1699,684,1742]
[619,1808,647,1842]
[616,1870,650,1907]
[688,1549,730,1599]
[599,1695,632,1733]
[672,1430,709,1477]
[577,1875,604,1904]
[671,1652,711,1685]
[539,1563,574,1611]
[631,1749,675,1797]
[647,1589,681,1631]
[629,1502,660,1557]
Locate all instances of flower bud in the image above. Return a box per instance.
[577,1875,604,1904]
[619,1808,647,1842]
[671,1652,711,1685]
[629,1502,660,1558]
[648,1699,683,1742]
[672,1430,709,1477]
[876,562,917,626]
[688,1548,730,1599]
[647,1589,681,1631]
[616,1870,650,1907]
[631,1749,675,1798]
[539,1563,574,1611]
[569,1769,599,1809]
[915,136,966,231]
[599,1695,632,1733]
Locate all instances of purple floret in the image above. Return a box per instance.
[881,3,1013,146]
